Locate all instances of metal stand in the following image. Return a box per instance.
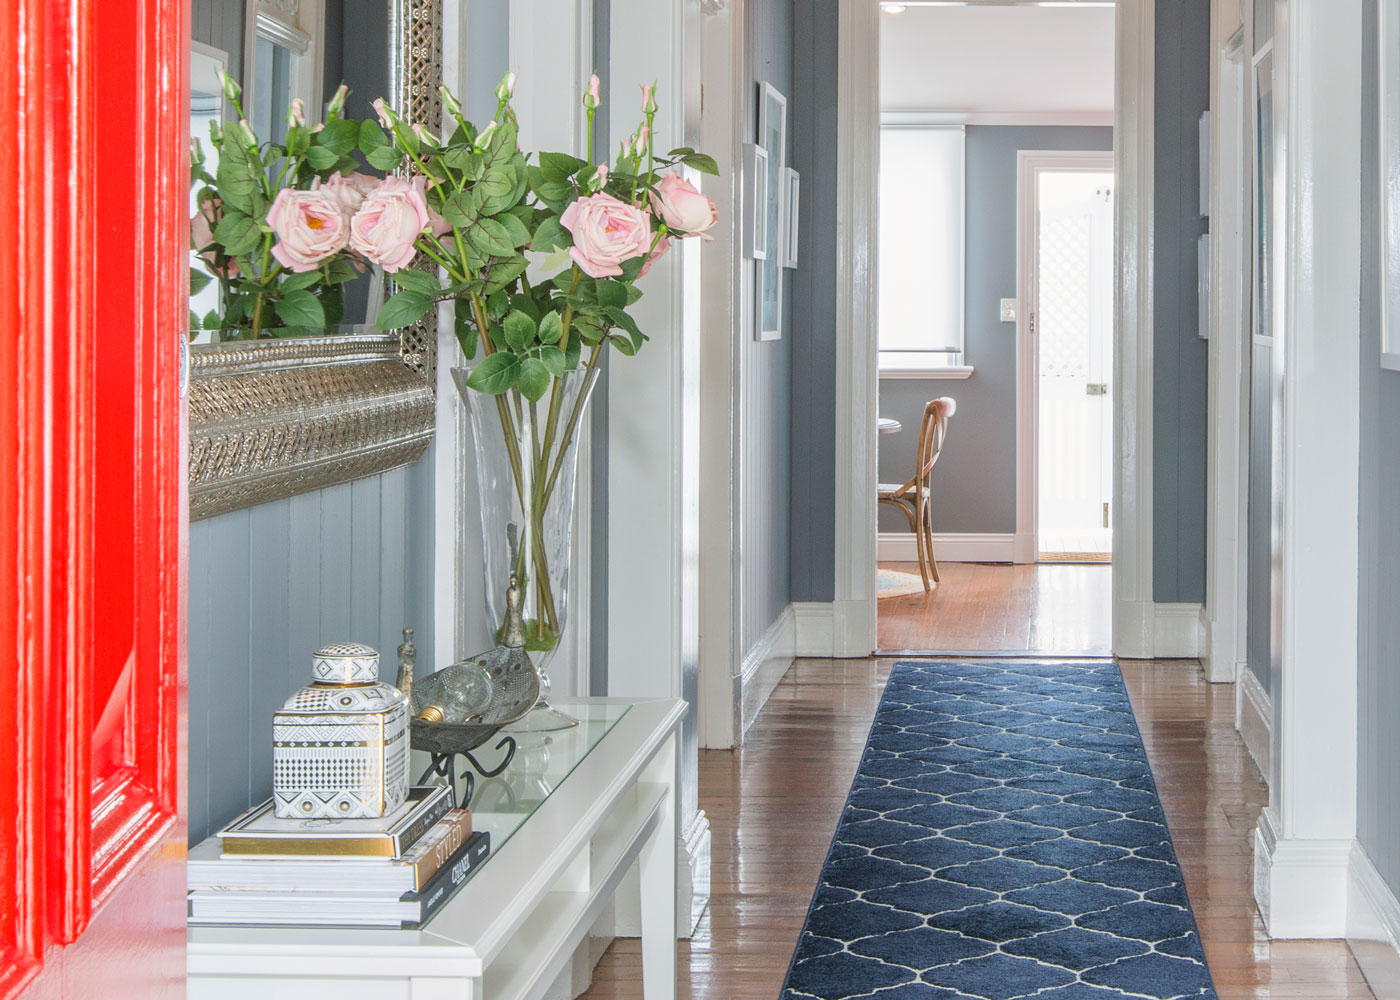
[416,735,517,808]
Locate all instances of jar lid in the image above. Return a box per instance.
[311,642,380,684]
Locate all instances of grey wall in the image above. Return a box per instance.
[743,0,794,647]
[192,0,244,81]
[877,126,1114,537]
[1357,0,1400,904]
[788,0,840,603]
[1153,0,1211,603]
[187,463,435,844]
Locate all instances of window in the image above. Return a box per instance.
[878,126,966,370]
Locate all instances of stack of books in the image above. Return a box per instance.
[188,785,491,928]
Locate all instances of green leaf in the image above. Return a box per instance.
[317,118,360,156]
[188,310,200,331]
[483,257,529,295]
[604,305,643,344]
[496,212,531,248]
[531,217,571,252]
[539,344,567,376]
[466,217,517,258]
[202,308,222,330]
[454,305,479,360]
[680,152,720,176]
[596,279,628,310]
[441,191,477,229]
[538,311,563,346]
[189,268,212,295]
[279,271,322,293]
[274,289,326,329]
[609,334,637,356]
[564,329,582,368]
[539,152,588,182]
[304,145,339,171]
[215,139,257,214]
[476,168,518,214]
[486,288,510,319]
[376,289,434,330]
[516,357,551,402]
[324,259,359,284]
[442,145,475,172]
[359,119,390,152]
[213,212,262,256]
[502,310,535,351]
[485,121,518,166]
[466,352,520,394]
[391,269,443,297]
[619,255,646,282]
[366,146,403,172]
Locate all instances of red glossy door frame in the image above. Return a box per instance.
[0,0,187,995]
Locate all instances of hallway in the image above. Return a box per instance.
[582,657,1372,1000]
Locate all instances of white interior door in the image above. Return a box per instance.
[1035,167,1115,559]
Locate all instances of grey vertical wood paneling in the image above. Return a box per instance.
[191,0,245,82]
[188,462,436,844]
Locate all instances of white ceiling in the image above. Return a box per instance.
[880,5,1116,119]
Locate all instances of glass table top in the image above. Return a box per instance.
[462,699,630,868]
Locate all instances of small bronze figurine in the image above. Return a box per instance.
[395,626,416,703]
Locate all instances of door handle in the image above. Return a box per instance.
[1086,383,1109,396]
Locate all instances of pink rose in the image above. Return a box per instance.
[322,172,381,216]
[267,186,350,272]
[559,192,652,278]
[637,233,670,278]
[650,173,717,240]
[349,176,431,273]
[191,198,238,276]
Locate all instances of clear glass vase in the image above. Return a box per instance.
[453,365,599,731]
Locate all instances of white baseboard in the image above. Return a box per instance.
[1152,603,1205,658]
[1253,808,1352,938]
[793,601,835,657]
[877,531,1017,564]
[737,604,796,738]
[1236,664,1272,783]
[1349,843,1400,998]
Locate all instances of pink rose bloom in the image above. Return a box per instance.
[650,173,717,240]
[267,187,350,272]
[191,198,238,275]
[322,172,381,216]
[637,233,670,278]
[559,192,652,278]
[349,176,431,273]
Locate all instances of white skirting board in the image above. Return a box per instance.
[1253,808,1353,939]
[1348,843,1400,998]
[1151,603,1205,659]
[736,605,797,737]
[877,532,1017,564]
[1235,664,1272,782]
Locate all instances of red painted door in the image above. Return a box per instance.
[0,0,187,996]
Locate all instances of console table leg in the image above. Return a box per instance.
[638,784,677,999]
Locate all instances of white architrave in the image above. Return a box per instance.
[697,0,747,749]
[838,0,1155,659]
[605,0,711,936]
[1015,148,1117,568]
[1204,18,1250,686]
[1252,0,1363,940]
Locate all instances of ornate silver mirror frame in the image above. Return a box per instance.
[187,0,444,522]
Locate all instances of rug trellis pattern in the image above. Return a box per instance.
[781,660,1218,1000]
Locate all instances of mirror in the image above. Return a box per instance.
[186,0,443,520]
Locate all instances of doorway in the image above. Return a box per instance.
[1023,157,1115,562]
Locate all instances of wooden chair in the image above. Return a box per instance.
[878,397,955,590]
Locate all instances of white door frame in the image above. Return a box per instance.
[1015,149,1117,566]
[1204,25,1251,686]
[835,0,1157,659]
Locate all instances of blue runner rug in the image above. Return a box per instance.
[781,660,1217,1000]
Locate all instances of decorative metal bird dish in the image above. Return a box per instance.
[404,527,541,806]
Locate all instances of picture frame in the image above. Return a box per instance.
[1198,110,1211,219]
[782,167,800,269]
[756,82,788,341]
[1381,0,1400,368]
[743,142,769,260]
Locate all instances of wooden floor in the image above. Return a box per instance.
[580,657,1374,1000]
[877,561,1113,654]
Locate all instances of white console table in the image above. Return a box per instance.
[189,698,686,1000]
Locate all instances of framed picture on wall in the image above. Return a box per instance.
[1381,0,1400,368]
[782,167,800,269]
[756,82,787,341]
[743,143,769,261]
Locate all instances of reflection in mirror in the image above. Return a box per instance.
[190,43,227,343]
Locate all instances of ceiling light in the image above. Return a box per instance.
[882,3,908,12]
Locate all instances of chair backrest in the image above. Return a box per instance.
[903,397,955,497]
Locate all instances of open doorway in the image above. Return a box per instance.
[874,1,1115,655]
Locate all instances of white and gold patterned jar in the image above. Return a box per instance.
[272,642,410,819]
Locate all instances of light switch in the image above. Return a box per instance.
[1000,298,1018,323]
